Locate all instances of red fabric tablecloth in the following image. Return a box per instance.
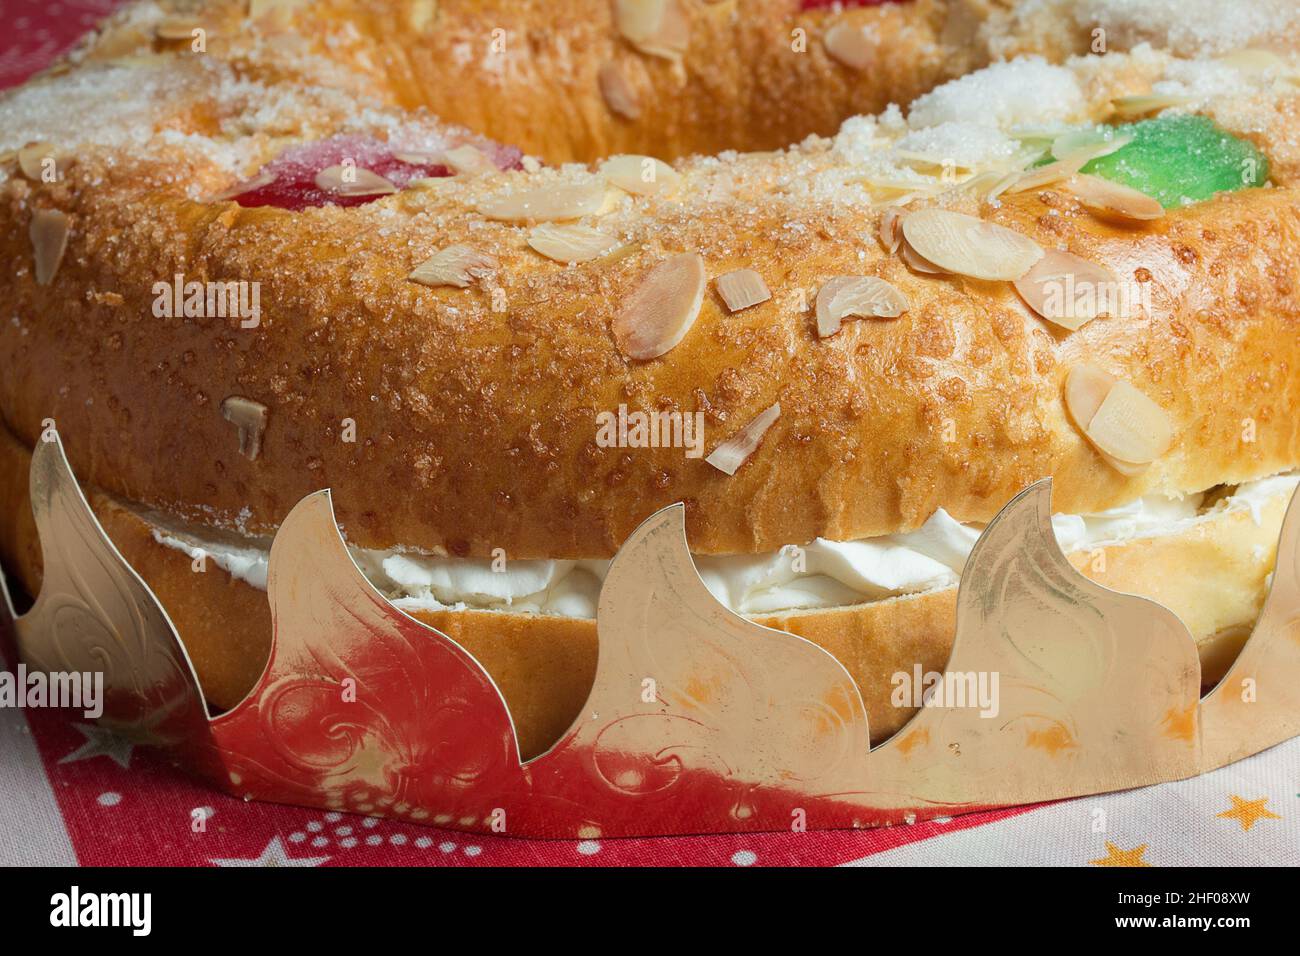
[2,0,1297,868]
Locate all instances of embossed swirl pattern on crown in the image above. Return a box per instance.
[2,431,1298,837]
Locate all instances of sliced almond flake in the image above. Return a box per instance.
[527,223,619,263]
[248,0,305,19]
[478,181,608,222]
[1005,156,1086,195]
[408,244,498,288]
[599,154,681,197]
[1063,364,1165,474]
[1014,249,1120,331]
[314,164,397,197]
[206,169,276,202]
[595,242,640,265]
[444,145,498,176]
[613,0,662,42]
[1110,94,1197,120]
[407,0,439,32]
[1217,49,1284,74]
[155,17,202,40]
[392,151,439,165]
[816,275,908,337]
[878,208,903,253]
[88,25,150,60]
[18,142,71,182]
[899,238,949,275]
[0,148,15,165]
[1064,173,1163,222]
[902,209,1042,281]
[1010,124,1072,148]
[851,173,948,197]
[706,403,780,476]
[30,208,69,286]
[614,0,689,59]
[1086,381,1173,465]
[598,61,641,120]
[612,252,705,360]
[1050,130,1131,164]
[1064,362,1116,431]
[221,396,269,461]
[984,169,1023,203]
[823,23,872,70]
[958,171,1002,200]
[714,269,771,313]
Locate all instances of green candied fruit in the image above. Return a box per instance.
[1080,114,1269,208]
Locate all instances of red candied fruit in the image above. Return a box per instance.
[231,134,524,211]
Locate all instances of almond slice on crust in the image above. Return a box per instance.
[408,0,439,32]
[983,169,1023,203]
[155,17,202,41]
[824,23,873,70]
[206,169,276,202]
[612,252,705,360]
[815,275,908,337]
[221,396,269,461]
[1217,49,1285,75]
[599,154,681,197]
[248,0,305,19]
[878,208,903,254]
[1014,249,1120,331]
[714,269,771,313]
[613,0,690,59]
[18,142,72,182]
[1064,362,1116,428]
[1064,174,1164,222]
[1064,363,1171,472]
[30,208,69,286]
[598,61,641,120]
[527,223,620,263]
[901,209,1043,281]
[1050,129,1132,163]
[1110,93,1197,120]
[314,164,397,197]
[1005,156,1086,195]
[706,403,781,476]
[442,144,497,177]
[899,238,949,275]
[478,181,608,222]
[408,244,498,288]
[1086,381,1173,465]
[392,151,439,165]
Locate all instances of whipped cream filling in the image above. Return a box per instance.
[151,476,1299,621]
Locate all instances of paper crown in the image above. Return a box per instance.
[2,432,1299,838]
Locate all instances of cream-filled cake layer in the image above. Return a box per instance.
[145,475,1299,620]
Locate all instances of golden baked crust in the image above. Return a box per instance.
[3,146,1299,558]
[2,3,1298,559]
[0,426,1287,757]
[44,0,1049,165]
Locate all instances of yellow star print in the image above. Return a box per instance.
[1216,795,1282,832]
[1089,842,1151,867]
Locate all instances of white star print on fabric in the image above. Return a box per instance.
[210,836,330,868]
[59,723,134,769]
